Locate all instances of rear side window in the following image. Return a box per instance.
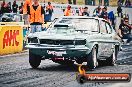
[100,21,107,33]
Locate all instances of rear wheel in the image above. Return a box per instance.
[87,46,98,69]
[107,46,119,66]
[29,50,41,68]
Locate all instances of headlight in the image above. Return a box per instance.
[28,37,38,43]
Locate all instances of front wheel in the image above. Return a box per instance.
[87,46,98,69]
[29,50,41,68]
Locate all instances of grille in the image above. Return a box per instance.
[75,40,86,45]
[40,39,74,45]
[40,39,86,45]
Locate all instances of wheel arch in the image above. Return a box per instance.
[113,44,120,52]
[91,42,99,51]
[86,42,99,54]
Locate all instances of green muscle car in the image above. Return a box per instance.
[26,16,121,69]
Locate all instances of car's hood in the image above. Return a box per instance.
[28,31,92,40]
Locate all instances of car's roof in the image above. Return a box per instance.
[59,16,106,21]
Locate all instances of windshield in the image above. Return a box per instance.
[49,18,99,34]
[54,27,75,34]
[59,18,98,31]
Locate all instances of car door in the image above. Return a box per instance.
[105,22,115,56]
[97,20,112,58]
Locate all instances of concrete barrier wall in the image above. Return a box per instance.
[0,26,23,55]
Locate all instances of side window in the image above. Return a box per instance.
[100,21,107,33]
[106,22,112,34]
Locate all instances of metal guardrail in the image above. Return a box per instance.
[0,22,24,25]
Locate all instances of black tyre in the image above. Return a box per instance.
[29,50,41,68]
[107,46,119,66]
[97,59,106,66]
[87,46,98,69]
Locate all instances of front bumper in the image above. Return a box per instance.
[26,44,89,50]
[26,44,90,58]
